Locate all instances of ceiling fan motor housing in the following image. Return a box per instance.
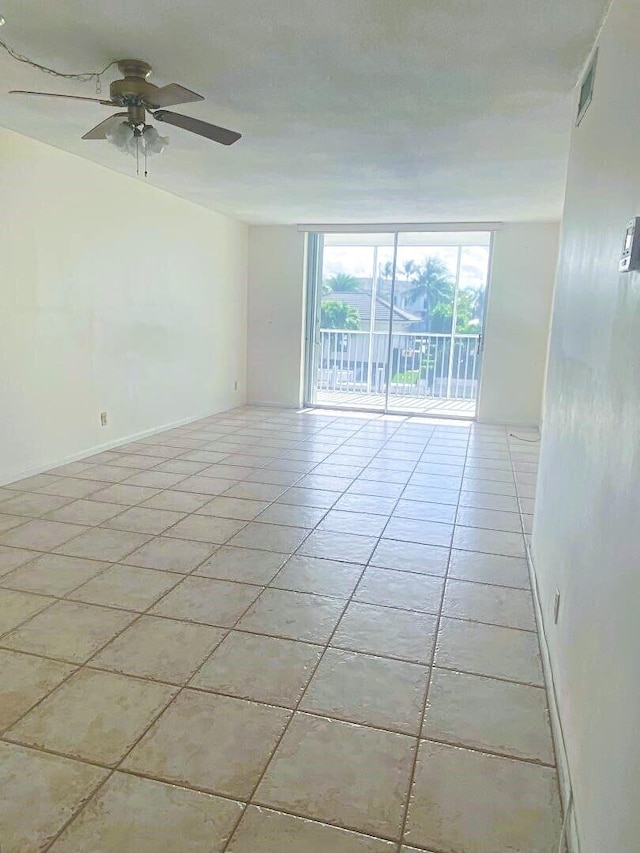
[110,59,158,106]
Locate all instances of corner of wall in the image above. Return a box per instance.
[526,541,580,853]
[478,222,560,426]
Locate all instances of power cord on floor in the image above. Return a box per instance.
[509,432,540,443]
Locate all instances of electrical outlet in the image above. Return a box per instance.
[100,412,108,427]
[233,380,238,391]
[553,588,561,624]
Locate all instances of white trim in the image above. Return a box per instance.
[0,404,240,488]
[525,538,580,853]
[244,400,301,410]
[477,417,540,428]
[297,222,503,233]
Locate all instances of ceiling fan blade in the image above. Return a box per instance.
[153,110,241,146]
[144,83,204,109]
[82,113,129,140]
[10,89,115,106]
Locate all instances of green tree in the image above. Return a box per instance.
[324,272,361,292]
[381,255,485,334]
[404,257,455,323]
[378,260,394,300]
[379,260,394,280]
[379,259,418,285]
[458,287,485,331]
[401,259,418,282]
[321,301,361,329]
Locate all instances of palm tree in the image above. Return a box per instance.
[404,257,455,331]
[379,258,432,308]
[324,272,361,292]
[379,260,394,280]
[401,259,418,282]
[377,260,394,301]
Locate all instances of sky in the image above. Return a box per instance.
[323,244,490,292]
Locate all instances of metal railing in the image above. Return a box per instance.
[317,330,481,400]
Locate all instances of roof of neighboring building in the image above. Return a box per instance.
[321,291,421,324]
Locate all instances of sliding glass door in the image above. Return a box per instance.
[305,229,492,418]
[307,232,396,410]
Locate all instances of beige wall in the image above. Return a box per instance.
[247,226,306,407]
[0,127,248,484]
[533,0,640,849]
[478,222,559,425]
[247,224,557,424]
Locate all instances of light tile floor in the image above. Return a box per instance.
[0,406,561,852]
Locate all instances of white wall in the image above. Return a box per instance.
[247,226,306,407]
[477,223,559,425]
[247,223,557,424]
[533,0,640,849]
[0,127,248,484]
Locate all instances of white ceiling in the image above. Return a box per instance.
[0,0,608,224]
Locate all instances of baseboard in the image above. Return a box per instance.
[0,403,241,488]
[477,416,541,429]
[525,540,580,853]
[246,399,301,410]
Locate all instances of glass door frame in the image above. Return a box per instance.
[381,232,399,412]
[303,231,324,406]
[303,227,495,418]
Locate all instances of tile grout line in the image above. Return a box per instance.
[91,406,376,832]
[394,422,473,851]
[1,514,242,741]
[0,607,544,688]
[2,420,528,551]
[1,410,551,849]
[37,506,295,851]
[220,414,421,851]
[49,410,373,848]
[1,424,535,658]
[62,409,376,576]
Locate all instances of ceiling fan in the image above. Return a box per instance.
[10,58,241,147]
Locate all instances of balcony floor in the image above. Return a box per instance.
[315,389,477,418]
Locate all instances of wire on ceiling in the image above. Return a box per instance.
[0,39,116,92]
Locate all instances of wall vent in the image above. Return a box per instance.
[576,48,598,127]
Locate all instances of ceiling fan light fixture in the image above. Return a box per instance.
[106,121,135,153]
[143,125,168,156]
[106,121,168,159]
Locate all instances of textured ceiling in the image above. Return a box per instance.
[0,0,609,223]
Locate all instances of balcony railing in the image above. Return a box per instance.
[317,330,481,400]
